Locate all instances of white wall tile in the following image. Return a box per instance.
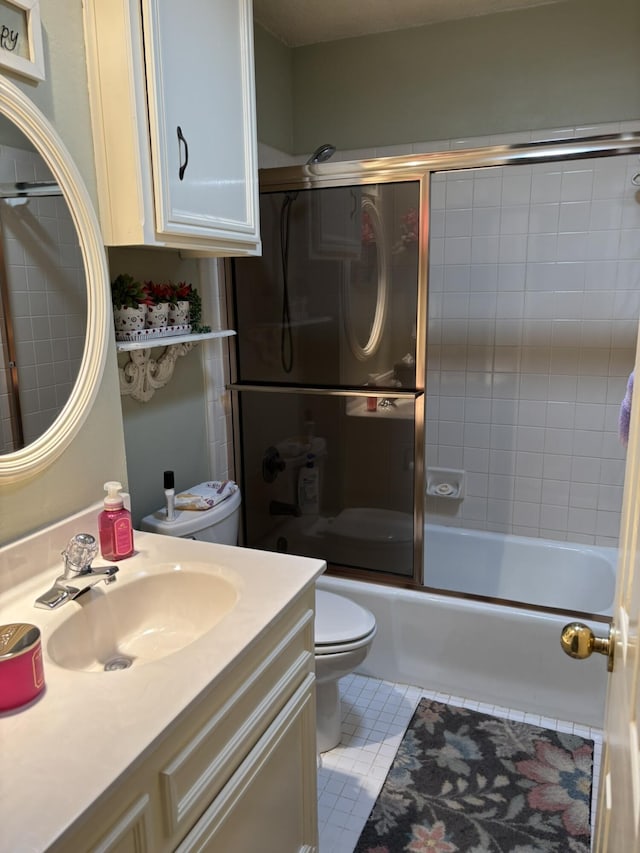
[571,456,601,484]
[531,171,562,204]
[498,233,528,262]
[446,179,474,208]
[560,169,594,202]
[473,176,502,206]
[471,235,499,263]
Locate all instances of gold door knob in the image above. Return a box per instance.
[560,622,614,672]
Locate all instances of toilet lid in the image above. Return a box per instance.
[315,590,376,647]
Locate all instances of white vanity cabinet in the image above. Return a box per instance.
[83,0,261,256]
[47,589,318,853]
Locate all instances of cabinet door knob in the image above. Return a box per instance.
[177,126,189,180]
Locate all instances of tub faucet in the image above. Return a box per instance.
[34,533,119,610]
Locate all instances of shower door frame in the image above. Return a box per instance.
[227,129,640,597]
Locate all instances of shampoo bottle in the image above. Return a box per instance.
[298,453,319,515]
[98,481,134,560]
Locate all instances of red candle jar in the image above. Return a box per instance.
[0,623,45,711]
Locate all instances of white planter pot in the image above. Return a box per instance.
[146,303,170,328]
[168,300,190,326]
[113,305,146,331]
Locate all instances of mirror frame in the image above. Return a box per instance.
[343,195,389,362]
[0,76,109,482]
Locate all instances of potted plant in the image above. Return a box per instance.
[143,280,172,328]
[183,284,211,334]
[168,281,192,326]
[110,274,146,332]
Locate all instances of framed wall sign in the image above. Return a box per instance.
[0,0,44,82]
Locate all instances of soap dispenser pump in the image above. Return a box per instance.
[98,481,134,560]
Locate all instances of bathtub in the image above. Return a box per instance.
[317,524,617,728]
[424,523,616,614]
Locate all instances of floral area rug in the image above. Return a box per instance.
[354,698,594,853]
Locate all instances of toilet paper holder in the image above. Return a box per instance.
[426,467,465,500]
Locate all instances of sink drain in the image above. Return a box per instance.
[104,655,133,671]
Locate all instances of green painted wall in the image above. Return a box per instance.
[280,0,640,154]
[108,248,209,527]
[121,354,209,528]
[254,24,294,152]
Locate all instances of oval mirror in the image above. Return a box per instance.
[343,195,389,361]
[0,77,109,482]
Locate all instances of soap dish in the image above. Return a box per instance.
[426,467,465,500]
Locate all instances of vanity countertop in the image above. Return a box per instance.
[0,505,325,853]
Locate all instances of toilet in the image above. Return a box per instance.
[314,589,376,752]
[140,485,377,753]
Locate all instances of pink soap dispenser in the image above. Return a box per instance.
[98,481,134,560]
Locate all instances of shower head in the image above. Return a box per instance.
[306,144,336,165]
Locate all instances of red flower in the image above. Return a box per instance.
[140,281,155,306]
[174,281,193,300]
[516,741,592,836]
[361,210,376,245]
[400,207,419,243]
[142,281,174,304]
[407,821,457,852]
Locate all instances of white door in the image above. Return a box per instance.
[594,348,640,850]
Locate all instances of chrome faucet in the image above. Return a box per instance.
[34,533,118,610]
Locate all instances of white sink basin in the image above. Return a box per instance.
[47,564,238,672]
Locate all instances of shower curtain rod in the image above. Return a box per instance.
[0,180,62,199]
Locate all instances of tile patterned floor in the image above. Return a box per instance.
[317,673,603,853]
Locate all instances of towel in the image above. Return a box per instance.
[175,480,238,511]
[619,371,634,447]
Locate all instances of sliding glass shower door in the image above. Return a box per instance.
[230,178,424,579]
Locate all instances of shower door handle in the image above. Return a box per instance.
[560,622,614,671]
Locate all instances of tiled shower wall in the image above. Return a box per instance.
[259,120,640,548]
[427,153,640,546]
[0,144,85,450]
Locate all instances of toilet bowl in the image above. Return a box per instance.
[314,589,377,753]
[323,507,413,572]
[266,507,413,575]
[140,485,377,753]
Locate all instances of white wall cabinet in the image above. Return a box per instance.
[84,0,261,256]
[47,590,318,853]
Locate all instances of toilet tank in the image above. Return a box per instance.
[139,488,241,545]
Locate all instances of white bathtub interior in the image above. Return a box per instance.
[424,522,616,614]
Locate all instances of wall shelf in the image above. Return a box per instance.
[345,394,419,420]
[116,329,235,352]
[117,330,236,402]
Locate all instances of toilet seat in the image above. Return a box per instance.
[314,590,377,656]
